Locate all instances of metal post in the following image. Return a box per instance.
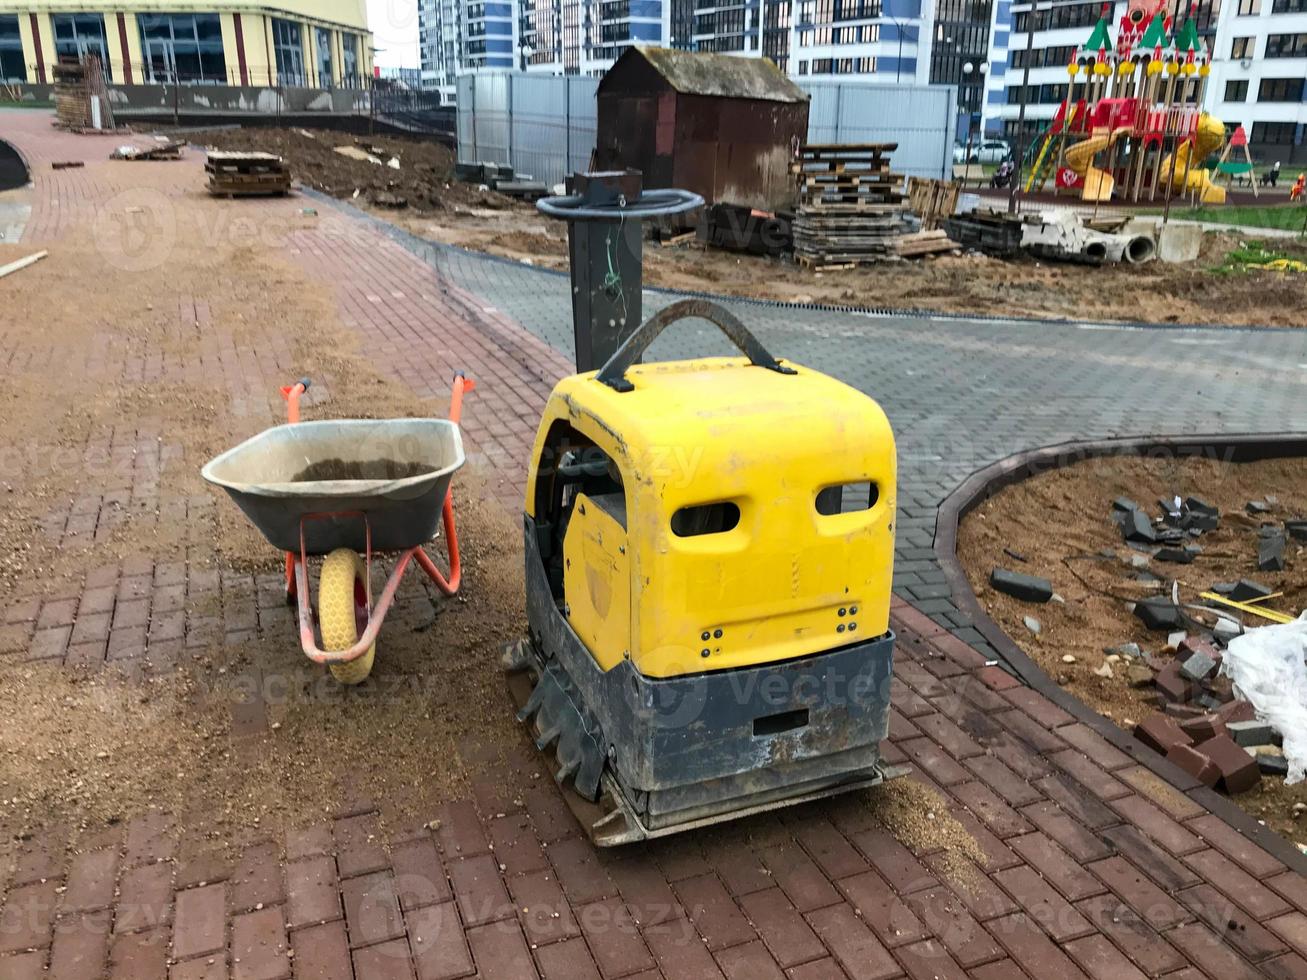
[1009,0,1037,213]
[566,171,645,372]
[506,73,514,174]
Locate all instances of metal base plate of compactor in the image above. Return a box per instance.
[504,528,906,846]
[506,638,905,846]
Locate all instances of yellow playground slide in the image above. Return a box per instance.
[1160,113,1227,205]
[1064,127,1129,202]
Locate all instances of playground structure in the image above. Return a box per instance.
[1024,0,1229,205]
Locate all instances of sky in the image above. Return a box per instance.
[367,0,421,69]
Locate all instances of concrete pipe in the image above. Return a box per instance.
[1124,235,1157,265]
[1083,240,1109,262]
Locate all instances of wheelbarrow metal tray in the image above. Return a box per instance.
[202,418,465,554]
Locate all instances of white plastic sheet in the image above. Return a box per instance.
[1221,613,1307,784]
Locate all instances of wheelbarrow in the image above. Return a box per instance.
[201,375,473,683]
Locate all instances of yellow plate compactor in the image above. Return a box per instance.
[504,299,903,845]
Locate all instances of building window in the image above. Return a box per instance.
[1265,33,1307,57]
[273,19,306,86]
[1235,0,1259,14]
[1224,79,1248,101]
[315,27,334,87]
[1258,77,1305,102]
[1252,121,1299,144]
[1013,1,1101,32]
[1230,36,1254,58]
[342,33,360,85]
[1272,0,1307,10]
[138,14,227,83]
[0,15,24,81]
[53,14,109,66]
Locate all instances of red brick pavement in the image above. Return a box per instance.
[3,111,1306,979]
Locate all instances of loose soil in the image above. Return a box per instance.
[181,126,511,213]
[163,125,1307,327]
[0,157,530,856]
[291,458,431,482]
[391,204,1307,328]
[958,454,1307,843]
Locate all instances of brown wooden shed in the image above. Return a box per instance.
[594,46,810,213]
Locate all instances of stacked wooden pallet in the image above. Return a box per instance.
[205,152,291,197]
[791,143,910,268]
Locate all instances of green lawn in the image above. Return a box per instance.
[1167,205,1307,233]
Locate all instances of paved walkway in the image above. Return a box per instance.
[3,110,1307,980]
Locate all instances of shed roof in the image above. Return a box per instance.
[606,46,808,104]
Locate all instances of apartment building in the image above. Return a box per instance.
[1206,0,1306,162]
[420,0,515,100]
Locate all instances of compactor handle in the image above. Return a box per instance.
[595,299,796,392]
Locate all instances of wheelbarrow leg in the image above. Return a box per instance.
[284,552,297,604]
[279,378,311,607]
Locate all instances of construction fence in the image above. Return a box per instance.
[456,72,957,188]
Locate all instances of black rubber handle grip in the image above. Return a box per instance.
[595,299,796,392]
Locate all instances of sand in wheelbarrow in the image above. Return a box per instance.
[292,458,432,481]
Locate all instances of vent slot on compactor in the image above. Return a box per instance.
[753,708,810,737]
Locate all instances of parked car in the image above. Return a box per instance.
[953,139,1012,165]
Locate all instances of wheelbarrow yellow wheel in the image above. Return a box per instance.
[319,548,375,684]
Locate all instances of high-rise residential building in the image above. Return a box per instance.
[415,0,948,104]
[419,0,515,99]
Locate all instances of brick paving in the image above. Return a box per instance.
[3,109,1307,978]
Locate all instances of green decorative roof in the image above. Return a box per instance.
[1174,14,1203,54]
[1083,12,1112,53]
[1139,11,1170,50]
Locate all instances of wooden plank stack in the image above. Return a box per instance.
[791,143,911,268]
[205,151,292,197]
[53,61,90,130]
[894,229,961,258]
[53,56,115,133]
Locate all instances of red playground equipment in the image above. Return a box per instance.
[1024,0,1227,205]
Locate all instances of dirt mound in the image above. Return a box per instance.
[182,126,510,212]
